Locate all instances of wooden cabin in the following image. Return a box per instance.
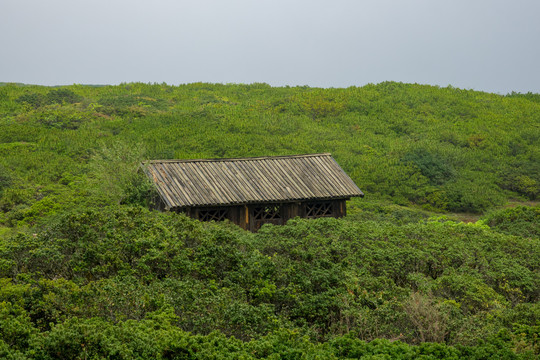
[143,153,364,231]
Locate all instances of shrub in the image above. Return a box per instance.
[45,88,82,104]
[86,141,152,206]
[483,206,540,238]
[404,292,450,343]
[16,92,45,108]
[444,178,504,213]
[402,149,455,185]
[32,104,88,130]
[0,165,12,193]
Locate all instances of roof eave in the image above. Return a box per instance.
[167,194,363,209]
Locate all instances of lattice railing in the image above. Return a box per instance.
[305,202,333,218]
[253,205,281,220]
[199,209,228,222]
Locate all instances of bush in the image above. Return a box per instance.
[16,92,45,108]
[444,178,504,213]
[45,88,82,104]
[402,149,455,186]
[483,206,540,238]
[32,104,88,130]
[87,141,152,206]
[0,165,12,193]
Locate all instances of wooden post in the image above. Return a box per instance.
[244,204,249,230]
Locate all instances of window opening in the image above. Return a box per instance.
[305,202,333,218]
[199,209,228,222]
[253,205,281,221]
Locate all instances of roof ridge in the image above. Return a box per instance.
[143,153,332,164]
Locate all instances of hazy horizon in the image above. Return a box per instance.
[2,0,539,94]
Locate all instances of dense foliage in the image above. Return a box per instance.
[0,82,539,358]
[0,207,538,358]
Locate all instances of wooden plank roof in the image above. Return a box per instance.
[143,153,364,209]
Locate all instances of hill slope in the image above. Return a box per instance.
[0,82,539,358]
[0,82,539,226]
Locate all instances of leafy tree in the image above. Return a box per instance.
[86,141,154,206]
[402,149,455,185]
[45,88,82,104]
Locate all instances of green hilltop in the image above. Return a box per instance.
[0,82,538,358]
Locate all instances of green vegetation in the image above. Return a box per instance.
[0,82,538,358]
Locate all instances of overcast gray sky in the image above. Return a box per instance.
[1,0,539,94]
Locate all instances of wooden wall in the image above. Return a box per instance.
[175,199,348,232]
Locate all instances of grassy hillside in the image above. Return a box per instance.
[0,82,539,222]
[0,82,539,358]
